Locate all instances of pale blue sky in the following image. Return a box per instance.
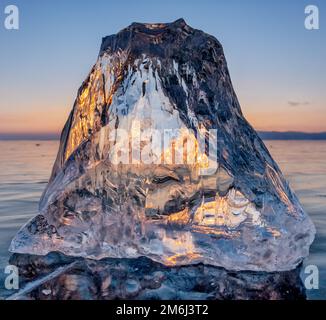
[0,0,325,134]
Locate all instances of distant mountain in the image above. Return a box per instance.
[258,131,326,140]
[1,131,326,141]
[0,133,60,140]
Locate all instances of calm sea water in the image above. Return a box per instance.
[0,140,325,299]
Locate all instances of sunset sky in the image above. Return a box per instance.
[0,0,325,136]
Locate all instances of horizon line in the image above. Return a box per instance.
[1,131,326,141]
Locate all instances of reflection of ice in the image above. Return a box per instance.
[7,252,307,300]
